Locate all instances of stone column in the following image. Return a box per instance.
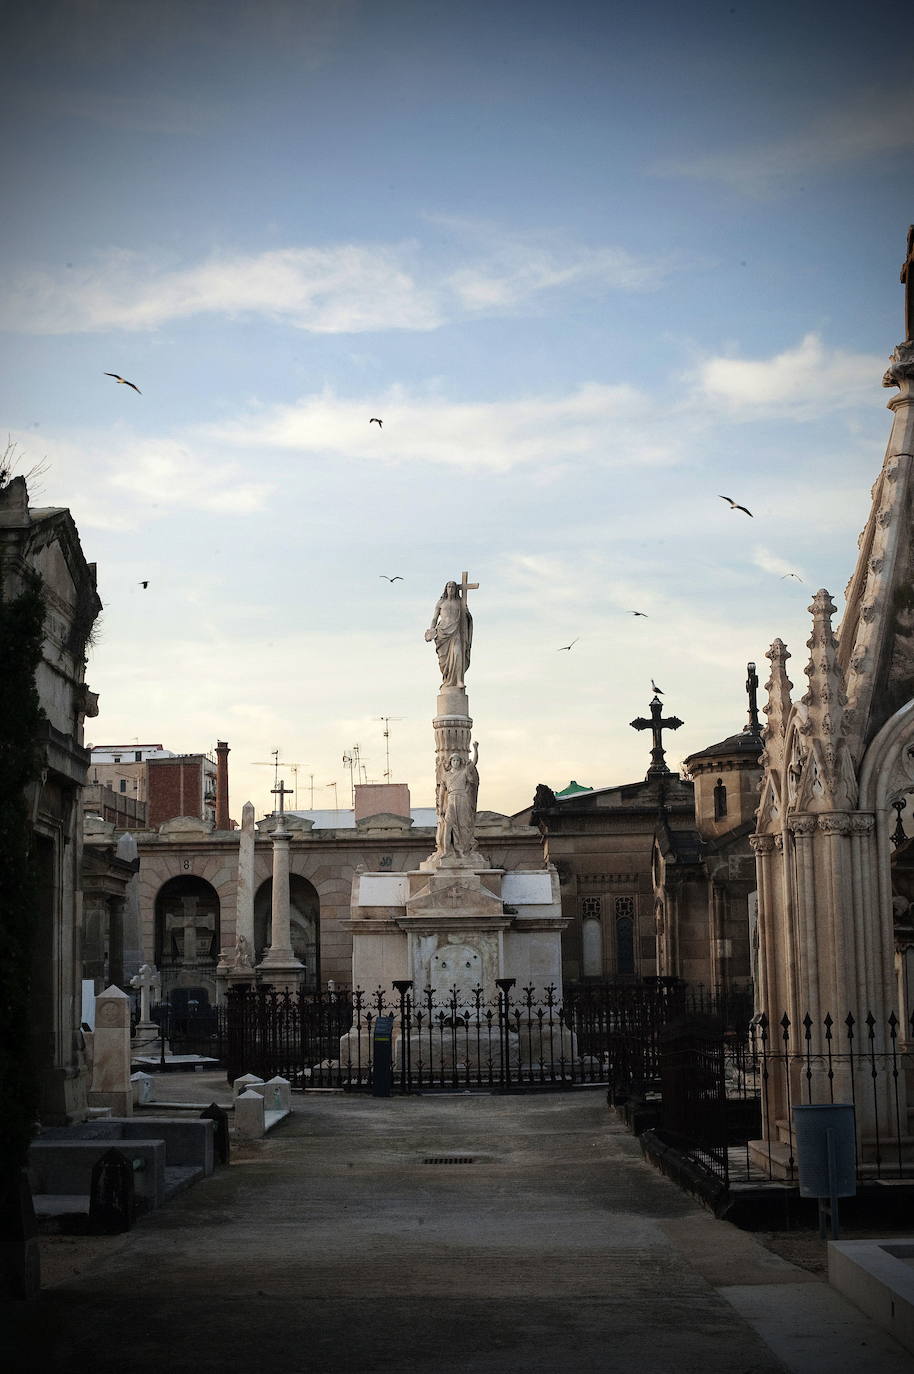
[116,832,143,976]
[257,818,303,991]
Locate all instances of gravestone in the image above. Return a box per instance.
[89,1148,135,1234]
[235,1088,265,1139]
[87,985,133,1116]
[200,1103,231,1166]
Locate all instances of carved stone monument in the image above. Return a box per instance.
[343,574,568,1068]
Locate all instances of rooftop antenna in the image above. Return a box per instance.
[251,750,305,807]
[250,748,281,788]
[342,745,364,807]
[325,780,339,812]
[375,716,405,781]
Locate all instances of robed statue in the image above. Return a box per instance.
[439,743,480,860]
[425,579,473,687]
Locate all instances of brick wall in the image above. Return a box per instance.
[147,757,204,828]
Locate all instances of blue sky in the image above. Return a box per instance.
[2,0,911,818]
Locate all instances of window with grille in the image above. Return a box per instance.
[581,896,602,920]
[615,896,635,975]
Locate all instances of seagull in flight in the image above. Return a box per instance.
[629,610,649,618]
[105,373,141,394]
[718,494,752,516]
[138,580,149,589]
[651,679,664,695]
[557,638,579,651]
[379,575,403,582]
[370,417,383,428]
[780,572,803,582]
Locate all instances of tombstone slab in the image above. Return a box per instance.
[87,985,133,1117]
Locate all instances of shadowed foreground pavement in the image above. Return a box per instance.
[5,1089,914,1373]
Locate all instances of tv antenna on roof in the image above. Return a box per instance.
[375,716,405,781]
[251,750,306,806]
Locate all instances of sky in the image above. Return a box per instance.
[1,0,912,821]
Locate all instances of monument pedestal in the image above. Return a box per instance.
[341,863,571,1070]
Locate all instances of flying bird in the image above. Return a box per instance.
[380,575,403,582]
[104,373,141,394]
[557,638,579,651]
[718,494,752,516]
[369,417,383,428]
[651,679,664,695]
[629,610,649,618]
[780,572,803,582]
[138,580,149,589]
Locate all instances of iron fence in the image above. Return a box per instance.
[223,981,663,1091]
[648,1007,914,1190]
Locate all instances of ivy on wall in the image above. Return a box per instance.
[0,567,47,1173]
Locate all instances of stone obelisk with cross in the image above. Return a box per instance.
[256,779,304,992]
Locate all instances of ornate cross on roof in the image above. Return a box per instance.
[630,695,684,778]
[271,777,294,817]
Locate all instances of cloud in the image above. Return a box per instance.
[436,218,658,312]
[9,428,272,529]
[752,547,807,582]
[205,381,675,474]
[0,226,659,336]
[692,333,884,419]
[656,88,914,196]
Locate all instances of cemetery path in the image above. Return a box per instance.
[7,1089,914,1373]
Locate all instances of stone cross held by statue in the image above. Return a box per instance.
[630,695,684,778]
[271,777,294,817]
[459,569,478,672]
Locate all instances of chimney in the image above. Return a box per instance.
[215,740,230,830]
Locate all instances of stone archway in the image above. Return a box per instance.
[860,699,914,1025]
[154,875,221,1006]
[254,875,320,990]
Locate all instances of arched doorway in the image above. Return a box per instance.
[154,876,221,1007]
[254,875,320,990]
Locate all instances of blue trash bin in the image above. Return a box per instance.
[793,1102,856,1199]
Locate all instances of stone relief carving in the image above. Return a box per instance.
[883,341,914,389]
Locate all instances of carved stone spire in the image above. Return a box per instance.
[839,230,914,757]
[798,590,857,811]
[755,639,793,833]
[761,639,792,777]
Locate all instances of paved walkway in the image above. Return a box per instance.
[6,1087,914,1373]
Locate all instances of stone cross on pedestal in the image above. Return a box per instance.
[630,696,684,778]
[271,778,293,825]
[129,963,160,1022]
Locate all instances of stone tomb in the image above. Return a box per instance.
[342,863,570,1070]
